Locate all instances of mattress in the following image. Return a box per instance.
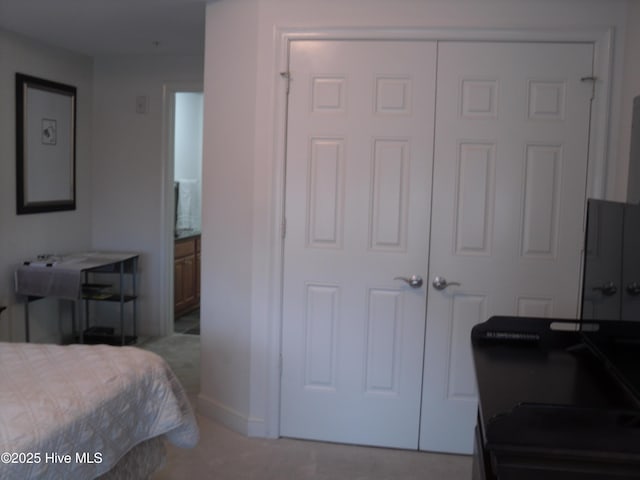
[0,342,199,479]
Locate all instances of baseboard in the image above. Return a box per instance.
[197,393,266,437]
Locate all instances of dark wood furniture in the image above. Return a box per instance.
[472,316,640,480]
[174,234,200,317]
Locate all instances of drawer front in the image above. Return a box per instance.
[175,238,196,258]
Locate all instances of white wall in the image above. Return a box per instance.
[0,31,203,342]
[200,0,635,438]
[200,0,259,433]
[91,54,204,337]
[0,29,93,343]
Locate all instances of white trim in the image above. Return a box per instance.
[197,393,265,436]
[279,26,613,44]
[160,82,204,337]
[259,30,291,439]
[266,26,614,439]
[589,29,615,200]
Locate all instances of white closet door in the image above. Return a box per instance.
[280,40,437,449]
[420,41,594,454]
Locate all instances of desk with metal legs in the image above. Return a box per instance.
[16,252,138,345]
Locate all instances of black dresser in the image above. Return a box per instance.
[472,316,640,479]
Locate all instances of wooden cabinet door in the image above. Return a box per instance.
[182,256,196,305]
[174,257,187,313]
[174,236,200,316]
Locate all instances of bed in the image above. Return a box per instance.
[0,341,199,479]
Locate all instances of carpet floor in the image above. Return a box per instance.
[137,334,200,394]
[174,309,200,336]
[139,334,473,479]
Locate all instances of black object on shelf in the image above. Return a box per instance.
[472,316,640,480]
[81,326,137,346]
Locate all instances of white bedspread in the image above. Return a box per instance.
[0,342,199,479]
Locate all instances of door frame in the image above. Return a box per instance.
[160,82,204,337]
[265,26,613,439]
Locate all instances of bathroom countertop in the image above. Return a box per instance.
[175,229,201,241]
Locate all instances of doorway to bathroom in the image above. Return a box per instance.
[165,87,203,336]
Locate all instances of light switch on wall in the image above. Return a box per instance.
[136,95,148,114]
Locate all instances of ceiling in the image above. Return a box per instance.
[0,0,207,56]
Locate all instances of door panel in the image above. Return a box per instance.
[583,201,640,321]
[582,200,624,320]
[280,40,437,449]
[621,206,640,320]
[420,42,594,454]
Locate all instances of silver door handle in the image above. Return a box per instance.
[592,281,617,296]
[394,275,423,288]
[432,276,461,291]
[627,282,640,296]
